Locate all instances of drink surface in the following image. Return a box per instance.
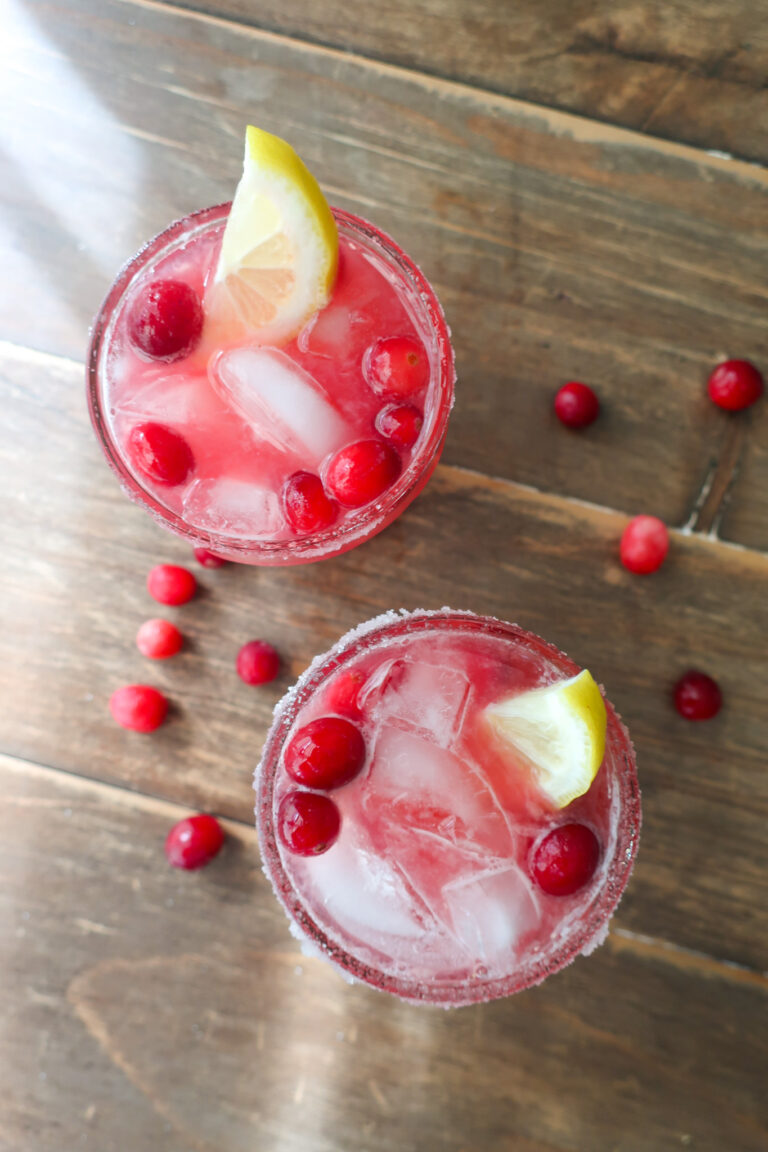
[258,611,640,1006]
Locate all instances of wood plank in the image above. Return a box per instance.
[715,401,768,552]
[4,0,768,530]
[2,344,768,973]
[160,0,768,164]
[2,754,766,1152]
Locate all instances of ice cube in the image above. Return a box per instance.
[115,372,222,427]
[182,477,283,539]
[359,659,471,748]
[441,865,541,962]
[210,346,350,463]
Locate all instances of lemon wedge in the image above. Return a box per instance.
[207,125,338,345]
[483,669,607,808]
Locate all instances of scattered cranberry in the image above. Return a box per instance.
[236,640,280,686]
[128,422,195,487]
[147,564,197,606]
[375,402,423,448]
[325,440,401,507]
[554,382,600,428]
[364,336,429,398]
[278,790,341,856]
[136,618,183,659]
[324,669,366,717]
[165,814,224,870]
[193,548,227,569]
[531,823,600,896]
[620,516,669,575]
[128,279,204,362]
[707,359,763,411]
[673,670,722,720]
[109,684,168,733]
[282,471,338,534]
[285,716,366,790]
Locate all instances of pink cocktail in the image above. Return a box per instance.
[256,610,640,1007]
[88,205,454,564]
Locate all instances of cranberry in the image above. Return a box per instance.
[147,564,197,606]
[554,382,600,428]
[282,471,338,534]
[707,359,763,411]
[531,823,600,896]
[128,279,204,361]
[324,669,366,717]
[325,440,401,508]
[364,336,429,398]
[673,670,722,720]
[375,402,423,448]
[278,790,341,856]
[285,716,366,790]
[109,684,168,733]
[236,640,280,686]
[620,516,669,574]
[193,548,227,569]
[165,814,224,870]
[128,422,195,487]
[136,618,183,659]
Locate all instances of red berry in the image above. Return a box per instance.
[284,716,366,790]
[673,670,722,720]
[364,336,429,398]
[531,823,600,896]
[165,814,224,870]
[325,440,401,508]
[136,618,183,659]
[236,640,280,686]
[128,278,204,361]
[324,669,366,717]
[193,548,227,569]
[620,516,669,575]
[278,790,341,856]
[554,382,600,428]
[707,359,763,411]
[147,564,197,606]
[128,422,195,487]
[282,471,338,534]
[109,684,168,733]
[375,402,424,448]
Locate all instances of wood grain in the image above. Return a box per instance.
[2,344,767,973]
[2,754,766,1152]
[158,0,768,164]
[4,0,768,532]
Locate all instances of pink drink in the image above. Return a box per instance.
[88,206,454,564]
[256,610,640,1007]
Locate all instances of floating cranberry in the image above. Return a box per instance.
[531,823,600,896]
[554,382,600,428]
[620,515,669,575]
[136,618,183,659]
[128,422,195,487]
[364,336,429,398]
[165,814,224,870]
[324,669,366,717]
[109,684,168,733]
[236,640,280,686]
[282,471,338,534]
[375,402,423,448]
[147,564,197,606]
[325,440,401,508]
[707,359,763,411]
[128,278,204,361]
[278,790,341,856]
[193,548,227,569]
[673,670,722,720]
[285,716,366,790]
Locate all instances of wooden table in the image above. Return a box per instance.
[3,2,767,1148]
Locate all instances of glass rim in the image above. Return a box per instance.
[87,204,455,563]
[255,609,642,1007]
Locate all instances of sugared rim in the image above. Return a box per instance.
[255,609,642,1007]
[86,205,455,564]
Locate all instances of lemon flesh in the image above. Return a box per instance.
[207,125,338,345]
[483,669,607,808]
